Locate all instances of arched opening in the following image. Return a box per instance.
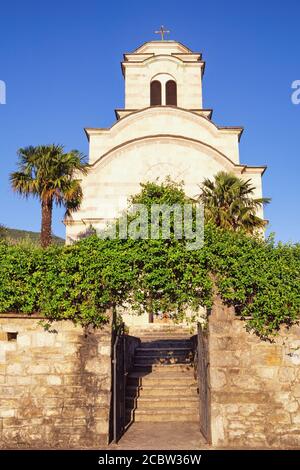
[150,80,162,106]
[166,80,177,106]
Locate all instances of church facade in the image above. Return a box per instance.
[65,40,266,243]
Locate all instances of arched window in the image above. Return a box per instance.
[150,80,162,106]
[166,80,177,106]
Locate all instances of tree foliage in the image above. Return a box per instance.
[10,145,88,248]
[0,181,299,336]
[198,171,270,233]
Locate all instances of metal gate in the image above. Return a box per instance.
[196,323,211,443]
[112,323,126,443]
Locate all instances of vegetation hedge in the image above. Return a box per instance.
[0,182,299,336]
[0,224,299,336]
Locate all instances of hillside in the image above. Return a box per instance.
[0,226,65,245]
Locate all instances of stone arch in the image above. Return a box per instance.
[92,135,238,173]
[150,73,176,106]
[109,107,224,140]
[90,107,240,165]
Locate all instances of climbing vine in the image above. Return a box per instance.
[0,181,299,336]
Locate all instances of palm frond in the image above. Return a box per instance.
[198,171,271,234]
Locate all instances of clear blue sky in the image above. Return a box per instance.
[0,0,299,242]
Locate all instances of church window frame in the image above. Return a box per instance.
[165,80,177,106]
[150,80,162,106]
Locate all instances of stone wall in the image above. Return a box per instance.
[0,315,112,449]
[209,298,300,448]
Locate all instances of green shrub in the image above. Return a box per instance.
[0,181,299,336]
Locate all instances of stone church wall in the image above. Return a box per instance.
[209,298,300,448]
[0,315,112,448]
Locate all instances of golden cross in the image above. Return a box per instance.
[154,25,170,40]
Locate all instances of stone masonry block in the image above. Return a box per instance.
[6,363,23,376]
[47,375,62,386]
[209,352,239,367]
[97,345,111,356]
[17,334,31,347]
[210,369,227,389]
[26,364,50,374]
[0,409,15,418]
[291,384,300,398]
[32,333,56,347]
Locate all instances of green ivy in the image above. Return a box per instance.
[0,181,299,336]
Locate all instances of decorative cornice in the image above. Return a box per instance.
[85,106,243,141]
[121,54,205,77]
[241,166,267,175]
[114,108,213,121]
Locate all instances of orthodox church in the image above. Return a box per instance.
[65,35,266,243]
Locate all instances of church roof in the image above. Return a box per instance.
[131,40,196,55]
[122,41,203,70]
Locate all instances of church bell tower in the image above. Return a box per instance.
[116,40,205,120]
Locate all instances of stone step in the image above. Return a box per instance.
[132,363,194,373]
[130,330,192,334]
[134,355,192,365]
[136,347,192,355]
[136,331,192,336]
[138,342,192,348]
[126,384,198,397]
[139,335,192,337]
[137,337,193,340]
[126,408,199,423]
[139,340,193,348]
[127,373,196,387]
[126,396,199,409]
[129,324,193,331]
[130,328,192,333]
[134,334,192,339]
[128,369,195,378]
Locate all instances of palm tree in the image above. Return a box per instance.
[198,171,270,233]
[10,144,88,247]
